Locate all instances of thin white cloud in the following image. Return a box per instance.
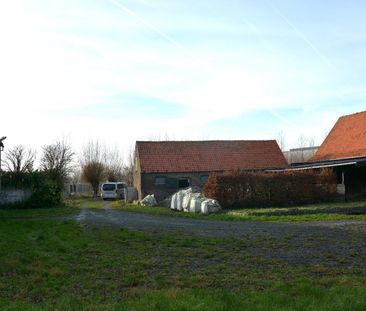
[0,0,365,154]
[110,0,182,48]
[264,1,331,66]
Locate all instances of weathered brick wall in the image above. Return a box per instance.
[141,172,213,202]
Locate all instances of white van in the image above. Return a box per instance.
[101,182,127,200]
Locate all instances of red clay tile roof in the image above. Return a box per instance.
[310,111,366,162]
[136,140,288,173]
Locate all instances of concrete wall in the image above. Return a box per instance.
[0,189,31,205]
[64,183,93,196]
[284,147,319,164]
[126,187,138,202]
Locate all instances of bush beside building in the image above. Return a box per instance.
[204,169,338,209]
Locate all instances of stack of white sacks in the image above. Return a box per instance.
[170,188,221,215]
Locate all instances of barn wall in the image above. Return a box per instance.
[140,172,214,202]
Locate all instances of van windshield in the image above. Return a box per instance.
[102,183,116,191]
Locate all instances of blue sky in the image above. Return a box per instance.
[0,0,365,157]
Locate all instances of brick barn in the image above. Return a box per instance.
[293,110,366,200]
[133,140,288,201]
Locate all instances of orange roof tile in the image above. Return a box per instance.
[136,140,288,173]
[310,111,366,162]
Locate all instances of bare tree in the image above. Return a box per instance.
[41,140,75,185]
[289,134,317,163]
[297,134,308,149]
[296,134,308,162]
[104,147,124,182]
[80,140,107,196]
[121,147,135,186]
[4,145,36,173]
[276,131,287,151]
[80,140,131,195]
[147,132,172,141]
[308,136,315,148]
[81,161,105,196]
[69,168,82,184]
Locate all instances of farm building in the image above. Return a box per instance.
[133,140,288,201]
[293,110,366,200]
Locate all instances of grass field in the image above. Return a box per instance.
[1,201,366,310]
[110,199,366,222]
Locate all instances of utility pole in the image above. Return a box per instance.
[0,136,7,193]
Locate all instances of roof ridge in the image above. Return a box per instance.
[340,110,366,119]
[136,139,277,143]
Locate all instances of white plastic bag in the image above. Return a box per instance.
[182,189,193,212]
[201,199,221,214]
[189,193,204,213]
[176,191,183,211]
[170,192,177,210]
[141,194,157,207]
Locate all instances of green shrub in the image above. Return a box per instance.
[28,176,62,208]
[1,171,63,208]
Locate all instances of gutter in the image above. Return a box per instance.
[266,161,357,173]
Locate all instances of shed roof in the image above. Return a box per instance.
[136,140,288,173]
[310,111,366,162]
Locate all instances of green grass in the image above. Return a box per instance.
[0,197,107,219]
[1,200,366,309]
[0,197,87,219]
[1,207,366,309]
[87,200,105,209]
[110,200,366,222]
[118,285,366,311]
[0,206,78,219]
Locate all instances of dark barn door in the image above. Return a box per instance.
[178,178,190,189]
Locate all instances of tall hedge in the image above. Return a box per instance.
[1,171,63,208]
[203,169,338,209]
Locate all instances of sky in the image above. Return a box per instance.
[1,0,366,160]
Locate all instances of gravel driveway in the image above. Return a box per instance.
[72,202,366,267]
[74,201,366,238]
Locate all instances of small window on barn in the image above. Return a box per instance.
[178,178,190,189]
[155,176,166,185]
[200,174,209,183]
